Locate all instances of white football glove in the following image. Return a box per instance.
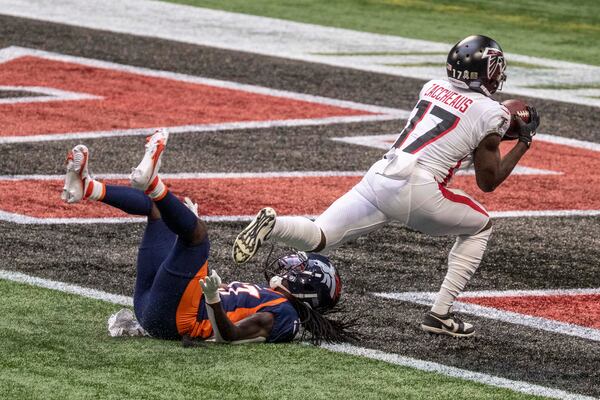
[200,270,222,304]
[183,197,199,217]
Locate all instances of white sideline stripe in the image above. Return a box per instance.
[321,344,596,400]
[456,288,600,298]
[0,85,102,104]
[0,167,560,180]
[536,133,600,152]
[374,291,600,342]
[1,209,599,225]
[0,210,265,224]
[0,269,592,400]
[333,133,600,152]
[0,115,404,144]
[489,210,600,218]
[0,269,132,306]
[0,171,365,181]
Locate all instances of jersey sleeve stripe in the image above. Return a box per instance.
[225,297,288,324]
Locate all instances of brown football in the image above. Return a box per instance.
[501,99,530,140]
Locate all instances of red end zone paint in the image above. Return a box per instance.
[455,141,600,211]
[0,177,359,218]
[461,294,600,329]
[2,137,599,220]
[0,56,372,137]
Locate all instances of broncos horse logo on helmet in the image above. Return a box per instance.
[446,35,507,96]
[265,251,342,312]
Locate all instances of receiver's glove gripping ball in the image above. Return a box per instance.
[517,106,540,148]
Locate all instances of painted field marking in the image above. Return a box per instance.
[2,0,600,107]
[321,344,596,400]
[0,268,593,400]
[1,164,600,223]
[374,289,600,342]
[332,133,600,216]
[0,46,407,144]
[0,85,102,104]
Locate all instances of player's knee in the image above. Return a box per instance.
[187,219,208,246]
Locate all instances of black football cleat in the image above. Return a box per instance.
[232,207,276,264]
[421,311,475,337]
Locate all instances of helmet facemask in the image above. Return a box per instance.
[264,251,340,311]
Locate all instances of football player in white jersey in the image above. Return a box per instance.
[232,35,540,337]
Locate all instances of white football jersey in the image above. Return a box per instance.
[392,79,510,184]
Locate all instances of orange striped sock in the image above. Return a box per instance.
[146,176,168,200]
[84,179,106,201]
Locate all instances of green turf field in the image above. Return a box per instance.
[167,0,600,66]
[0,280,541,400]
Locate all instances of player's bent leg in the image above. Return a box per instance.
[128,128,205,245]
[432,221,492,313]
[421,223,492,337]
[314,188,389,252]
[134,219,177,319]
[405,180,491,336]
[136,239,211,339]
[233,186,389,263]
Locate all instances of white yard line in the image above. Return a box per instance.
[0,269,132,306]
[0,171,365,181]
[0,85,102,104]
[333,133,600,152]
[0,269,594,400]
[0,115,402,144]
[374,290,600,342]
[1,0,599,107]
[322,344,597,400]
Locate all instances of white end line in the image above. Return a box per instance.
[0,268,593,400]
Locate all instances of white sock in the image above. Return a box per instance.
[270,216,322,251]
[431,227,492,315]
[84,178,105,201]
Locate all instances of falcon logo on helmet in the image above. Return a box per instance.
[482,47,506,89]
[446,35,507,96]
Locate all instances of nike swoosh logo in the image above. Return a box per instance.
[431,315,456,331]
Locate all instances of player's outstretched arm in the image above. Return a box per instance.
[200,271,274,341]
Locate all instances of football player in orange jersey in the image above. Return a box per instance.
[62,129,352,344]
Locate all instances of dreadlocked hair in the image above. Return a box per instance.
[280,290,359,346]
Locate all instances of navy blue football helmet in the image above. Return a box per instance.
[266,252,342,312]
[447,35,507,96]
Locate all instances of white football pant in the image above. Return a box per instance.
[270,159,492,313]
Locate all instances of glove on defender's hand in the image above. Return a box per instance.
[200,270,222,304]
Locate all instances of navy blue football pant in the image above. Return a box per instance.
[101,185,210,339]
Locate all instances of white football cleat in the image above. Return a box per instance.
[232,207,276,264]
[130,129,169,191]
[61,144,91,204]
